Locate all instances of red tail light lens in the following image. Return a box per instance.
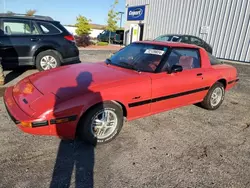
[64,35,75,42]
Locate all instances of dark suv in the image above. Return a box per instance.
[0,14,80,71]
[154,34,213,54]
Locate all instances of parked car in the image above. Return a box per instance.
[4,41,238,145]
[97,29,124,44]
[0,14,80,71]
[154,34,213,54]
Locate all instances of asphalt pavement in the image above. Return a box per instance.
[0,51,250,188]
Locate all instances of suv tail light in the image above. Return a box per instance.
[64,35,75,42]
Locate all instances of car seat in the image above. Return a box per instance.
[178,56,194,70]
[5,26,12,35]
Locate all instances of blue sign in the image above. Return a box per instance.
[127,5,145,21]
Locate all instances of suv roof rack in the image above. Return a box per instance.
[0,13,54,21]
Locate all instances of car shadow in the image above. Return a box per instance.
[50,71,102,188]
[4,68,29,85]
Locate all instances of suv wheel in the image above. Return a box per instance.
[36,50,61,71]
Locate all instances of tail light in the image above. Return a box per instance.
[64,35,75,42]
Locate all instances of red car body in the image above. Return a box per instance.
[4,41,238,139]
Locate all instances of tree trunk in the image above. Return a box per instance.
[108,31,111,44]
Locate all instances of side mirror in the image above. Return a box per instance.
[171,65,183,73]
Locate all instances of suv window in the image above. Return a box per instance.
[35,21,61,35]
[190,37,203,46]
[162,48,200,71]
[3,19,32,35]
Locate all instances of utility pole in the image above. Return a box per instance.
[118,11,124,29]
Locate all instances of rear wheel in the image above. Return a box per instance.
[78,102,124,145]
[201,82,225,110]
[35,50,61,71]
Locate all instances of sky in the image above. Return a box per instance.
[0,0,126,25]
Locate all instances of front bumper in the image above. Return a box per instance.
[4,86,50,135]
[4,86,78,139]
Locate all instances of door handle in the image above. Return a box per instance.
[31,38,40,42]
[197,73,203,76]
[132,96,141,100]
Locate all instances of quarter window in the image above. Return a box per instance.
[35,22,61,34]
[162,49,200,71]
[3,19,32,35]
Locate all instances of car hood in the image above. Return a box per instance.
[29,62,146,100]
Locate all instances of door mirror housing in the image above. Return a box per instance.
[171,65,183,73]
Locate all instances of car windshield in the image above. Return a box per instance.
[107,43,168,73]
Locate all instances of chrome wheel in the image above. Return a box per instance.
[210,87,223,107]
[91,109,118,139]
[40,55,57,70]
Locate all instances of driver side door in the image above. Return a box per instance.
[150,48,209,114]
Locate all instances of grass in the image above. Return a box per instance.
[96,42,109,46]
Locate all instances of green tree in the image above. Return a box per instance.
[26,9,37,16]
[24,9,37,33]
[6,11,15,15]
[75,15,91,36]
[106,0,119,43]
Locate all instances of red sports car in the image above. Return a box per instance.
[4,41,239,145]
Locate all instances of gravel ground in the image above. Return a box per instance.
[0,51,250,188]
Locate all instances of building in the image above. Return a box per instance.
[124,0,250,62]
[64,23,105,38]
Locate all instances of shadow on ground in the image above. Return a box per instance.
[50,140,94,188]
[4,68,30,85]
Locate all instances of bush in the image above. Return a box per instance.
[97,42,109,46]
[74,35,92,47]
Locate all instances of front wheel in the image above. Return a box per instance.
[200,82,225,110]
[78,102,124,145]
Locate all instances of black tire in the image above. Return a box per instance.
[35,50,61,71]
[201,82,225,110]
[78,102,124,145]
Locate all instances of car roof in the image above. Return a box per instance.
[136,40,201,49]
[157,34,198,38]
[0,14,56,22]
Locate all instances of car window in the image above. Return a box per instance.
[190,37,203,46]
[155,35,171,41]
[181,36,190,43]
[208,53,222,65]
[171,36,181,42]
[109,43,168,73]
[161,48,200,71]
[3,19,32,35]
[36,21,61,35]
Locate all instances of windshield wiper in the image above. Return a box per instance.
[119,62,140,72]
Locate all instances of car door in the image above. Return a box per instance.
[150,48,209,114]
[0,18,37,66]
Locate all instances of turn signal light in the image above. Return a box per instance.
[55,118,69,124]
[20,122,32,128]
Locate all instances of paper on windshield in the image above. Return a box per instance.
[144,49,165,56]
